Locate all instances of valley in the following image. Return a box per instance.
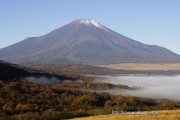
[93,75,180,101]
[1,60,180,120]
[22,62,180,76]
[99,63,180,71]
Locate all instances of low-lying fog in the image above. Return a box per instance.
[27,76,80,84]
[94,75,180,101]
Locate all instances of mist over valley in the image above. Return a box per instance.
[93,75,180,100]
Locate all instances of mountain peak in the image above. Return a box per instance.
[0,19,180,64]
[73,19,103,28]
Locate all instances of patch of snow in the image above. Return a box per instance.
[74,19,103,28]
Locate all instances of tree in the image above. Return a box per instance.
[15,103,30,112]
[2,103,13,112]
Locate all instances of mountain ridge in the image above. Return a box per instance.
[0,19,179,64]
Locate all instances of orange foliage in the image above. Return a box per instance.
[15,103,30,111]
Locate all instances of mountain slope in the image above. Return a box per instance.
[0,19,179,64]
[0,60,74,81]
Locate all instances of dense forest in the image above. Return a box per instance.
[0,79,180,120]
[1,61,180,120]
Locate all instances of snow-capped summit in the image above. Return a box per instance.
[73,19,103,28]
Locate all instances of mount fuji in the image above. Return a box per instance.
[0,19,179,64]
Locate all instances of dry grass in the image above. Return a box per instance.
[99,63,180,71]
[69,110,180,120]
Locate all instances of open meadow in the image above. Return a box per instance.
[70,110,180,120]
[99,63,180,71]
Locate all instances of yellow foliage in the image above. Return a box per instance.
[115,96,126,103]
[15,103,30,111]
[72,95,97,106]
[2,104,12,112]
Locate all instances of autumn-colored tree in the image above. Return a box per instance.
[104,100,112,107]
[72,95,97,109]
[127,97,137,106]
[2,103,13,112]
[15,103,30,111]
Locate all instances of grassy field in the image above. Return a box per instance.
[99,63,180,71]
[70,110,180,120]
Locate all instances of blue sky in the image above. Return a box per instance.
[0,0,180,54]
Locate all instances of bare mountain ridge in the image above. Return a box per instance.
[0,19,179,64]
